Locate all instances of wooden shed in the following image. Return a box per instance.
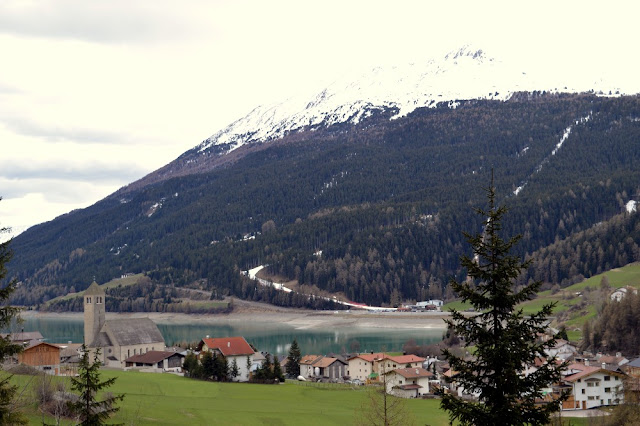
[18,341,61,375]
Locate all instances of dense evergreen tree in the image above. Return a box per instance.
[273,356,285,382]
[0,213,27,425]
[229,358,240,379]
[69,346,124,425]
[286,339,302,378]
[441,177,566,426]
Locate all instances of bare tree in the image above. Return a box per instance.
[354,365,415,426]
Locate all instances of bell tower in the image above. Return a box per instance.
[83,280,105,346]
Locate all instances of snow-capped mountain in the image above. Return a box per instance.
[195,45,624,156]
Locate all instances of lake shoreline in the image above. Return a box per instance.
[20,309,449,331]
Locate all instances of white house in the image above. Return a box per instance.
[197,336,254,382]
[300,355,323,378]
[610,286,638,302]
[561,363,625,410]
[545,339,577,360]
[385,367,433,398]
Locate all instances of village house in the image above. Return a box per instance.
[18,341,61,375]
[197,336,254,381]
[559,363,625,410]
[1,331,44,346]
[347,353,426,383]
[385,367,434,398]
[124,350,185,372]
[596,353,629,370]
[610,286,638,302]
[545,339,578,360]
[375,354,426,376]
[347,352,385,382]
[299,355,323,378]
[84,281,166,368]
[622,357,640,377]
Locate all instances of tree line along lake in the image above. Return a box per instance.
[12,314,446,356]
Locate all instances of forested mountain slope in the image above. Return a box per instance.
[7,94,640,307]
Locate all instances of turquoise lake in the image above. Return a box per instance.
[13,315,445,356]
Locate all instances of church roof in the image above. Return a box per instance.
[84,281,104,296]
[104,318,164,346]
[90,331,113,348]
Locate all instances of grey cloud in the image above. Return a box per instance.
[0,163,147,186]
[0,1,205,44]
[2,116,129,144]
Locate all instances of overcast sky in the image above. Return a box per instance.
[1,0,638,238]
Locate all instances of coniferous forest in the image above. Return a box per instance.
[7,93,640,308]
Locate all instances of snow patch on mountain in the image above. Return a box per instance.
[513,113,593,197]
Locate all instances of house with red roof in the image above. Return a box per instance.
[347,352,386,382]
[346,353,426,383]
[559,363,625,410]
[197,336,255,381]
[376,354,426,376]
[385,367,434,398]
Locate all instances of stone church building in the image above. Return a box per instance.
[84,281,165,368]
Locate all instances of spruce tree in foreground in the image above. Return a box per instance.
[286,338,301,378]
[441,178,567,426]
[0,212,27,425]
[69,346,124,425]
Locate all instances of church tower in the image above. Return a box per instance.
[83,280,105,346]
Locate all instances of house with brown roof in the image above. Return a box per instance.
[299,355,323,378]
[197,336,255,381]
[124,350,185,372]
[83,281,165,368]
[347,352,386,382]
[1,331,44,346]
[385,367,434,398]
[376,354,426,376]
[559,363,625,410]
[18,341,61,375]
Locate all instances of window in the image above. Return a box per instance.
[588,396,595,400]
[604,376,610,381]
[587,381,599,387]
[581,389,585,394]
[96,296,102,304]
[86,297,92,304]
[605,387,611,393]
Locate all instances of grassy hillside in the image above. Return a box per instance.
[444,262,640,342]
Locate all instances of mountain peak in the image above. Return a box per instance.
[444,45,491,62]
[189,45,625,160]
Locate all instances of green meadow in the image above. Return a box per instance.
[12,370,449,425]
[8,369,594,425]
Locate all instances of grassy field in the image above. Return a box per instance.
[8,369,596,425]
[11,370,449,425]
[42,274,144,306]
